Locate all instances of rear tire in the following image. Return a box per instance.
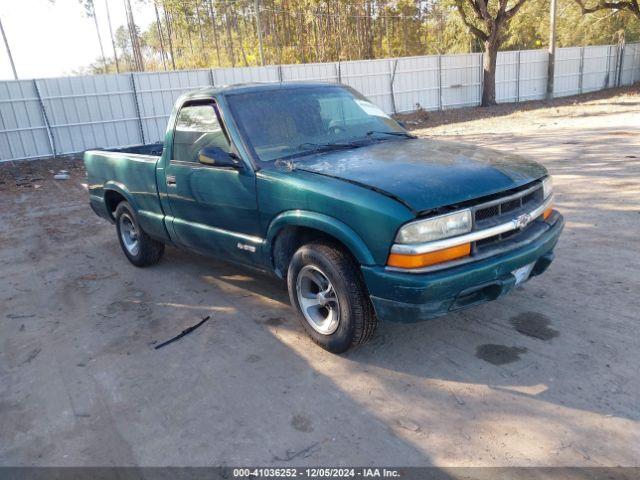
[287,241,376,353]
[115,201,164,267]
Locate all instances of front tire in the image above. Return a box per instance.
[287,241,376,353]
[114,201,164,267]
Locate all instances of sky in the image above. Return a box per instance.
[0,0,154,80]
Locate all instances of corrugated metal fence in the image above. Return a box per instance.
[1,43,639,162]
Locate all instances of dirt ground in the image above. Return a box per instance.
[1,87,639,468]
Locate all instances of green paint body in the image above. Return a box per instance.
[85,83,563,322]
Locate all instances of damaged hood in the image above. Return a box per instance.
[291,138,547,213]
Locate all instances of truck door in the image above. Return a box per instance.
[164,101,261,265]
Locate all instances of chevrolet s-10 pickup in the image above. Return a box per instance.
[84,82,563,353]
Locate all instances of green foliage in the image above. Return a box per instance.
[503,0,640,50]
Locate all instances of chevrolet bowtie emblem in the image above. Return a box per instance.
[514,213,532,229]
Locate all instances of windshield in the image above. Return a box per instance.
[226,86,407,163]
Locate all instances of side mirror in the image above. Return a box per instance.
[198,146,242,168]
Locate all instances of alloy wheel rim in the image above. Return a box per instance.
[119,213,140,256]
[296,265,340,335]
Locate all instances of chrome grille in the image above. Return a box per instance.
[473,182,544,229]
[471,181,545,251]
[475,205,499,221]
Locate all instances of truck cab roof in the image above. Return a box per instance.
[182,82,344,101]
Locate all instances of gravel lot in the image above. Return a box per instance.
[1,87,639,468]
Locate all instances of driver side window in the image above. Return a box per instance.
[173,104,230,163]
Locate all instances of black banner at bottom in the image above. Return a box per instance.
[0,467,638,480]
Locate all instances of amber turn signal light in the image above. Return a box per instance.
[388,243,471,269]
[543,207,553,220]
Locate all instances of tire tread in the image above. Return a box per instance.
[115,202,164,267]
[288,240,377,352]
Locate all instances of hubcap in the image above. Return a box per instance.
[119,213,140,256]
[296,265,340,335]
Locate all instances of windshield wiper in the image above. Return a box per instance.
[365,130,417,139]
[276,141,364,161]
[296,141,361,151]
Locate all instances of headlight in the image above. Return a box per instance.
[396,209,472,244]
[542,176,553,199]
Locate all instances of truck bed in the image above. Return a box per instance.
[84,142,169,242]
[95,142,164,157]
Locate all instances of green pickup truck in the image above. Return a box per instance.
[85,82,563,353]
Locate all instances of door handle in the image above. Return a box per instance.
[166,175,176,186]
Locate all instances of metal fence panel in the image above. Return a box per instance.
[621,43,640,86]
[281,62,339,83]
[213,65,280,85]
[635,44,640,83]
[0,80,52,161]
[636,44,640,83]
[36,74,140,154]
[134,69,213,144]
[1,43,639,162]
[393,55,440,112]
[518,49,547,101]
[441,53,482,109]
[554,47,582,97]
[608,46,620,87]
[339,58,394,114]
[496,50,519,103]
[582,45,610,92]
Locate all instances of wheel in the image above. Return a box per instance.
[114,201,164,267]
[287,241,377,353]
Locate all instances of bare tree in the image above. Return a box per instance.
[104,0,120,73]
[223,2,236,67]
[574,0,640,18]
[75,0,108,72]
[153,0,168,70]
[194,0,209,64]
[124,0,145,71]
[454,0,528,105]
[0,17,18,79]
[207,0,222,66]
[162,4,177,70]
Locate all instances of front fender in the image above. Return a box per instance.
[266,210,376,266]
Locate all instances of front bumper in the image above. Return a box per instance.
[362,212,564,323]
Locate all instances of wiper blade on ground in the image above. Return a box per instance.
[365,130,417,139]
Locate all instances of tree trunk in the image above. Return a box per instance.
[182,5,194,56]
[320,14,326,60]
[235,12,249,67]
[207,0,222,67]
[224,6,236,67]
[153,1,168,70]
[298,9,305,63]
[92,10,107,73]
[195,1,208,65]
[104,0,120,73]
[482,39,499,106]
[163,7,177,70]
[336,0,342,60]
[124,0,144,71]
[312,8,320,62]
